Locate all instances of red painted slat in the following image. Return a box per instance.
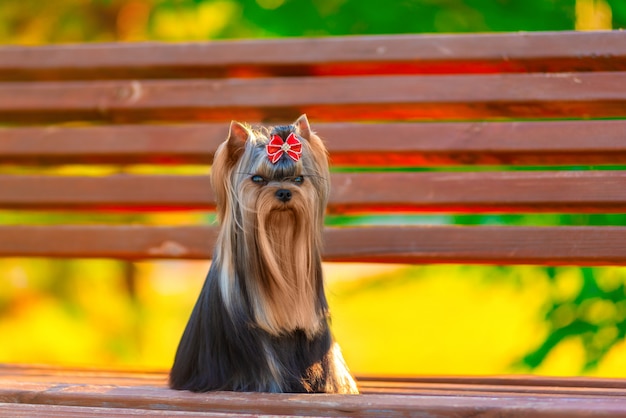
[2,31,625,81]
[2,120,626,166]
[2,171,626,213]
[1,73,625,124]
[2,373,626,417]
[1,225,625,265]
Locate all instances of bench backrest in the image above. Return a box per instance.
[1,31,626,265]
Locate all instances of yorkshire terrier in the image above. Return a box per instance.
[169,115,358,394]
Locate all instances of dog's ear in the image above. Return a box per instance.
[294,114,312,140]
[211,121,249,222]
[226,120,249,162]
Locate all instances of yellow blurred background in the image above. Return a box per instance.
[3,257,626,377]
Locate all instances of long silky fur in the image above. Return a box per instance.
[169,116,358,393]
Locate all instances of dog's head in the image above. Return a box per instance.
[211,114,330,229]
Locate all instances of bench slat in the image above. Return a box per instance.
[0,124,224,165]
[331,171,626,214]
[4,364,626,398]
[325,119,626,166]
[2,379,626,417]
[2,171,626,213]
[4,364,626,392]
[0,403,244,418]
[0,175,214,211]
[2,72,626,124]
[356,375,626,396]
[1,225,625,265]
[2,31,625,81]
[2,120,626,166]
[324,226,626,265]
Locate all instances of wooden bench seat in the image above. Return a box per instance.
[2,30,626,415]
[3,365,626,417]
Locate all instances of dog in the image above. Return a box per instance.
[169,114,358,394]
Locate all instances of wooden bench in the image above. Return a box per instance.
[2,30,626,416]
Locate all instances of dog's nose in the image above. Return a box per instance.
[275,189,292,202]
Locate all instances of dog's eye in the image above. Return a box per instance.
[251,175,266,184]
[292,176,304,184]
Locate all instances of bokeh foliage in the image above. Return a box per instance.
[523,267,626,372]
[2,0,626,45]
[1,0,626,375]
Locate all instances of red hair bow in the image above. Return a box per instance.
[266,133,302,164]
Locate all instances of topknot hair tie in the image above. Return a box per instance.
[266,132,302,164]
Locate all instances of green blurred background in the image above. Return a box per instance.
[2,0,626,43]
[2,0,626,377]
